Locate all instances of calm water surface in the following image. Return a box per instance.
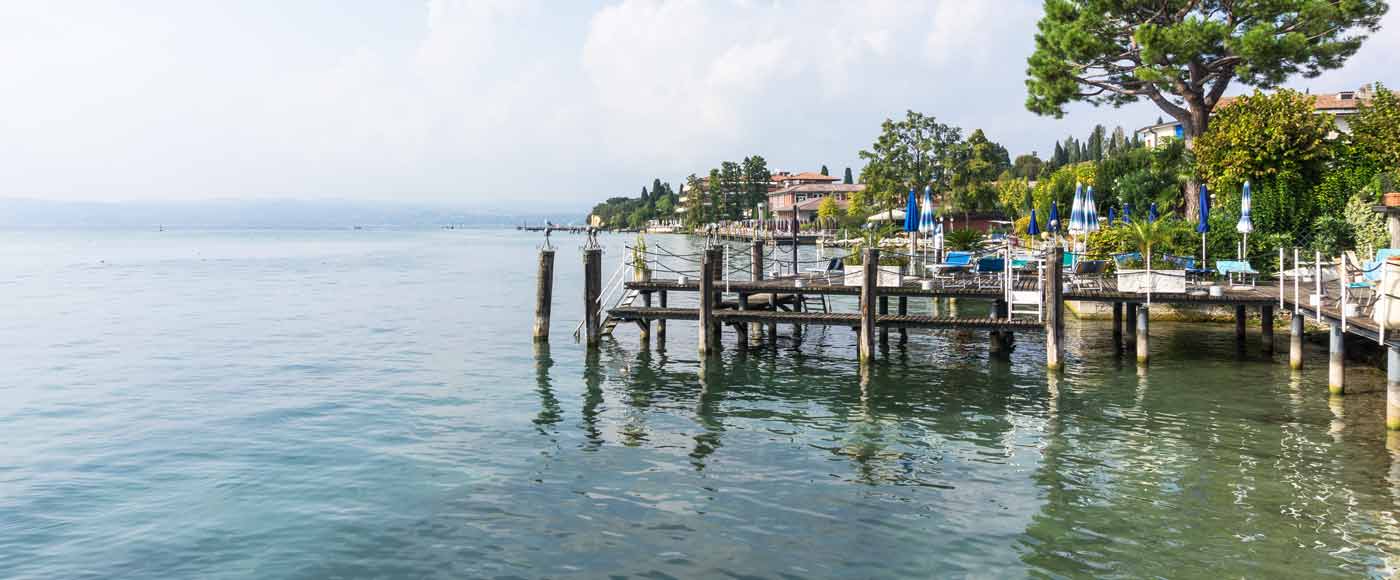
[2,229,1399,579]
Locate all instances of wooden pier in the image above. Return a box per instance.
[538,236,1400,433]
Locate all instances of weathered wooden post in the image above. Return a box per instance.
[638,290,651,343]
[698,248,719,356]
[1389,347,1400,431]
[1125,302,1138,342]
[1045,247,1065,370]
[1261,305,1274,353]
[898,296,909,344]
[583,248,602,348]
[1234,305,1247,343]
[859,248,879,362]
[656,290,668,345]
[879,296,890,347]
[533,248,555,342]
[991,299,1011,358]
[1328,322,1345,395]
[1111,302,1123,350]
[736,292,750,350]
[1289,312,1304,370]
[751,239,765,342]
[1136,305,1150,365]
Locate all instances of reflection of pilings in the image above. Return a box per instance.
[692,357,725,470]
[1234,304,1247,344]
[1112,302,1123,351]
[1045,247,1064,370]
[533,343,561,432]
[581,349,604,449]
[1261,305,1274,353]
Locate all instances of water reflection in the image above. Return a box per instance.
[533,343,561,434]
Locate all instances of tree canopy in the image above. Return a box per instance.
[858,110,962,209]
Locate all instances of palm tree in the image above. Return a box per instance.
[1124,220,1171,303]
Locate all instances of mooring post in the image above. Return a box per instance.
[1389,347,1400,430]
[1136,305,1150,365]
[698,248,719,356]
[533,248,555,342]
[1234,304,1247,343]
[736,292,750,350]
[879,296,890,347]
[1111,302,1123,350]
[898,296,909,344]
[991,298,1010,357]
[638,290,651,343]
[751,239,765,342]
[1261,305,1274,353]
[657,289,667,345]
[1125,302,1138,342]
[583,248,602,348]
[859,248,879,362]
[1289,312,1304,370]
[1328,322,1345,395]
[1045,247,1065,370]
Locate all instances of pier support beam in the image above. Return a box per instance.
[991,299,1012,358]
[898,296,908,344]
[657,290,667,346]
[533,248,555,342]
[1389,347,1400,430]
[1234,305,1247,344]
[1289,312,1303,370]
[859,248,879,363]
[583,248,601,348]
[1261,305,1274,353]
[639,290,651,342]
[1126,303,1138,343]
[735,293,748,350]
[1328,322,1345,395]
[1136,306,1150,365]
[1045,247,1065,370]
[1112,302,1123,350]
[698,248,720,356]
[879,296,889,347]
[751,240,765,342]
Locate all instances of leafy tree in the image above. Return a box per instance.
[997,178,1033,219]
[1349,82,1400,171]
[654,194,674,216]
[858,110,962,209]
[1025,0,1387,219]
[1012,154,1044,179]
[741,155,772,214]
[1087,124,1105,161]
[843,167,854,184]
[816,196,839,227]
[708,168,725,221]
[847,189,870,218]
[1107,126,1128,156]
[1194,89,1333,237]
[948,129,1012,214]
[820,165,829,176]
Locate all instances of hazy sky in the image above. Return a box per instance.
[1,0,1395,206]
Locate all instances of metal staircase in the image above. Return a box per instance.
[800,293,829,313]
[600,288,640,336]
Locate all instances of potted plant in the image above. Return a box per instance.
[631,233,652,281]
[1115,220,1186,294]
[1377,171,1400,207]
[841,226,906,286]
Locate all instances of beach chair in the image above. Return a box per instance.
[1166,254,1214,285]
[1112,252,1142,270]
[1068,259,1107,291]
[1215,260,1259,287]
[973,255,1007,290]
[929,251,974,287]
[1344,249,1400,314]
[804,257,843,282]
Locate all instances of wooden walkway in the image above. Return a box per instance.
[608,306,1042,331]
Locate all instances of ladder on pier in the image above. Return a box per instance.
[600,288,640,336]
[800,293,829,314]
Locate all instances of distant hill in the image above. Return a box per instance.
[0,198,585,229]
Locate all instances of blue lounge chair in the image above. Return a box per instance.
[1165,255,1214,284]
[929,251,975,287]
[1069,259,1108,291]
[1216,260,1259,287]
[1112,252,1142,269]
[974,256,1006,289]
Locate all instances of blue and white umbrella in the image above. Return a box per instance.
[903,188,920,233]
[919,186,937,234]
[1237,180,1254,258]
[1048,201,1060,235]
[1082,186,1099,234]
[1068,182,1085,235]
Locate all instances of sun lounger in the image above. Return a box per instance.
[1215,260,1259,287]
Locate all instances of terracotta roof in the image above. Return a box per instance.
[776,171,839,182]
[767,183,866,197]
[1215,88,1398,113]
[795,197,850,211]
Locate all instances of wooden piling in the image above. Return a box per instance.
[698,248,719,356]
[1389,347,1400,430]
[1045,247,1065,370]
[533,249,555,342]
[657,290,667,345]
[898,296,909,344]
[1328,322,1345,395]
[1234,305,1247,343]
[1111,302,1123,350]
[736,292,750,350]
[1260,305,1274,353]
[991,299,1010,357]
[1289,312,1303,370]
[859,248,879,362]
[1136,306,1149,365]
[879,296,890,347]
[1125,303,1138,342]
[638,290,651,342]
[583,248,602,348]
[751,240,765,342]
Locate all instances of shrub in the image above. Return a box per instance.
[943,228,983,251]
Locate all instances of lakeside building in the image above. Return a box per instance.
[767,182,866,225]
[1136,85,1394,147]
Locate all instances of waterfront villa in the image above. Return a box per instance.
[767,182,866,224]
[1136,85,1394,147]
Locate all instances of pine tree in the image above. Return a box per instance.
[820,165,829,176]
[843,167,854,184]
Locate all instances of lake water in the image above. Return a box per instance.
[3,228,1400,578]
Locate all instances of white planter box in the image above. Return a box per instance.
[843,265,904,287]
[1116,269,1186,294]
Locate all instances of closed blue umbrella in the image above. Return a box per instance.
[903,188,919,233]
[1027,208,1041,236]
[1107,206,1116,226]
[1237,180,1254,259]
[1048,201,1060,235]
[1122,202,1132,224]
[1197,184,1210,267]
[1148,202,1159,223]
